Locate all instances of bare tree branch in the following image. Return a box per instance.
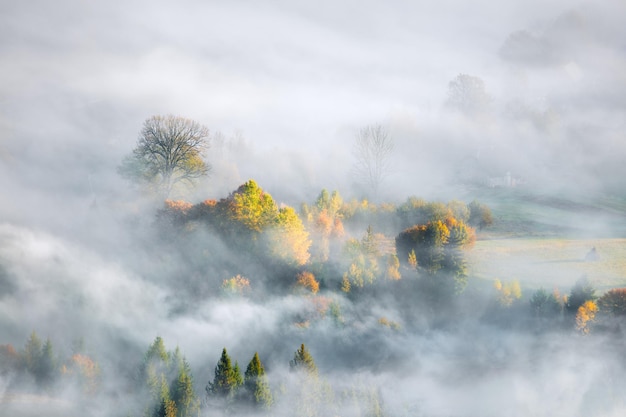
[119,115,211,198]
[351,124,394,199]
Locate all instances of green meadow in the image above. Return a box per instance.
[465,188,626,293]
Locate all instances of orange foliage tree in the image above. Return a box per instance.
[295,272,319,295]
[62,353,101,394]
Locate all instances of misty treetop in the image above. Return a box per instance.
[151,180,489,307]
[119,115,211,199]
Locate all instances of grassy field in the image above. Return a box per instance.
[467,238,626,292]
[464,187,626,293]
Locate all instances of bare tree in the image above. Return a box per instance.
[352,124,394,199]
[119,115,211,198]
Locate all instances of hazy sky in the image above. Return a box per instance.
[3,0,615,148]
[0,0,624,212]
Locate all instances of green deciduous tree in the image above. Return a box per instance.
[468,200,494,230]
[119,115,210,198]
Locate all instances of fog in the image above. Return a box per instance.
[1,1,626,416]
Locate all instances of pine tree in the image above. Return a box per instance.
[155,373,177,417]
[22,331,42,376]
[171,356,199,417]
[207,348,242,399]
[244,353,273,409]
[37,338,57,387]
[289,344,317,376]
[142,337,171,399]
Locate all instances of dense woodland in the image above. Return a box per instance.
[2,179,625,417]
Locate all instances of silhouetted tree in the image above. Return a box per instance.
[119,115,211,198]
[445,74,492,117]
[566,276,596,314]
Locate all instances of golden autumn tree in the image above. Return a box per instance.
[302,189,345,262]
[576,300,598,334]
[221,275,251,297]
[267,206,311,266]
[385,254,401,281]
[494,279,522,307]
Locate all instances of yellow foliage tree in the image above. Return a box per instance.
[221,275,251,296]
[385,254,401,281]
[268,206,311,266]
[494,279,522,307]
[576,300,598,334]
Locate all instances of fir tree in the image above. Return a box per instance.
[171,356,199,417]
[37,338,57,388]
[155,373,177,417]
[289,344,317,376]
[207,348,242,399]
[244,353,273,409]
[22,331,42,376]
